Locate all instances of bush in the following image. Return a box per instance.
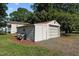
[0,31,6,35]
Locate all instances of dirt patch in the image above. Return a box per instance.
[10,34,79,55]
[10,35,35,46]
[36,36,79,56]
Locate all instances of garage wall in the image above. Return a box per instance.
[35,24,43,41]
[35,24,48,41]
[58,27,60,37]
[48,25,60,39]
[17,21,60,42]
[25,26,35,41]
[17,27,25,34]
[17,26,35,41]
[42,24,49,40]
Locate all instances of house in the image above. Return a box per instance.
[7,21,29,34]
[0,26,9,33]
[17,20,60,42]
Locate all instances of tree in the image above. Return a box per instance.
[9,3,79,34]
[0,3,8,27]
[26,12,40,24]
[0,3,8,17]
[31,4,51,23]
[10,8,31,22]
[32,3,79,34]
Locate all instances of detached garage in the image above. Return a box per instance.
[17,20,60,42]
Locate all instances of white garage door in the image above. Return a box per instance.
[49,25,59,38]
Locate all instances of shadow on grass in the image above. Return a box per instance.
[71,31,79,34]
[61,31,79,38]
[61,33,71,37]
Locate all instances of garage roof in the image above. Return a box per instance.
[17,20,60,28]
[34,20,60,26]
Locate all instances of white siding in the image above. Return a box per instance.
[48,25,60,39]
[58,27,60,37]
[11,24,24,34]
[35,23,60,41]
[42,24,48,40]
[35,24,49,41]
[11,24,17,34]
[35,24,43,41]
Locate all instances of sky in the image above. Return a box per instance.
[6,3,33,15]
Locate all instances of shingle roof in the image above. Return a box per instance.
[8,21,29,25]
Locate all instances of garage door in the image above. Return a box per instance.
[49,25,59,38]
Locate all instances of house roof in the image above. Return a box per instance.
[17,24,34,28]
[7,21,29,25]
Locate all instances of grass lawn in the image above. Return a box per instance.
[1,33,79,56]
[0,34,63,56]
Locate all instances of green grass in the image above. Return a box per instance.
[63,33,79,39]
[0,34,63,56]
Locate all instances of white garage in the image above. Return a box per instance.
[17,20,60,42]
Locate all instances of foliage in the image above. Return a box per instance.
[9,3,79,33]
[32,3,79,33]
[0,3,8,27]
[0,3,8,17]
[10,8,31,22]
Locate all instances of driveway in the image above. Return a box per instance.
[37,34,79,55]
